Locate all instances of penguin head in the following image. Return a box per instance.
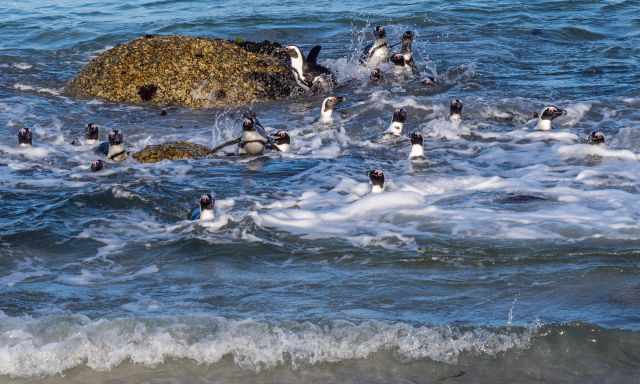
[539,105,566,121]
[411,132,423,146]
[402,31,414,43]
[450,99,463,116]
[322,96,345,113]
[392,108,408,124]
[390,53,406,66]
[272,130,291,145]
[374,26,386,39]
[588,131,605,145]
[200,193,214,211]
[108,129,123,146]
[369,169,385,193]
[90,159,104,172]
[284,45,302,60]
[242,116,256,131]
[422,76,437,87]
[18,127,32,146]
[86,123,99,141]
[370,68,383,82]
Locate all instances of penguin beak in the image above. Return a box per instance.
[336,96,345,103]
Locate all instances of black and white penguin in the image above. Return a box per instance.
[587,131,605,145]
[73,123,100,146]
[536,105,566,131]
[18,127,32,147]
[369,169,385,194]
[370,68,384,83]
[383,108,408,138]
[96,129,127,162]
[271,130,291,152]
[90,159,104,172]
[390,31,416,74]
[238,115,268,155]
[450,99,463,125]
[285,45,334,92]
[361,26,390,68]
[320,96,345,122]
[191,193,215,221]
[409,132,425,160]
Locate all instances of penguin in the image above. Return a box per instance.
[587,131,605,145]
[409,132,425,160]
[17,127,32,147]
[238,115,268,155]
[271,130,291,152]
[370,68,384,83]
[73,123,100,146]
[450,99,463,124]
[96,129,127,162]
[390,53,413,75]
[284,45,334,92]
[191,193,215,221]
[383,108,408,138]
[361,26,390,68]
[390,31,416,75]
[535,105,566,131]
[90,159,104,172]
[369,169,385,194]
[320,96,345,123]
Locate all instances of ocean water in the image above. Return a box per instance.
[1,0,640,383]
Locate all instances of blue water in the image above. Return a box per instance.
[1,1,640,383]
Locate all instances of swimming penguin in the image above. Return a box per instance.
[90,159,104,172]
[409,132,425,160]
[369,169,385,194]
[72,123,99,146]
[361,26,390,68]
[238,115,268,155]
[96,129,127,162]
[285,45,334,92]
[320,96,345,123]
[587,131,605,145]
[535,105,566,131]
[271,130,291,152]
[18,127,32,147]
[390,53,413,75]
[370,68,384,83]
[450,99,463,124]
[191,193,215,221]
[390,31,416,74]
[383,108,408,138]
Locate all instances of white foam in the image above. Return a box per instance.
[0,315,536,377]
[12,83,62,96]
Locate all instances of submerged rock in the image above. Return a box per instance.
[132,141,214,163]
[66,35,299,108]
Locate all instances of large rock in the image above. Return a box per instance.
[66,35,299,108]
[132,141,214,163]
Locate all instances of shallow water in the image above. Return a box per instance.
[1,0,640,383]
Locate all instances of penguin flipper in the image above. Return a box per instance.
[190,207,200,221]
[96,141,109,156]
[306,45,322,66]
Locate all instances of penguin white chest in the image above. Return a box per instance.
[368,45,389,67]
[200,209,215,221]
[240,131,266,155]
[108,144,127,162]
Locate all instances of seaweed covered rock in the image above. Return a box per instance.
[66,35,299,108]
[132,141,214,163]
